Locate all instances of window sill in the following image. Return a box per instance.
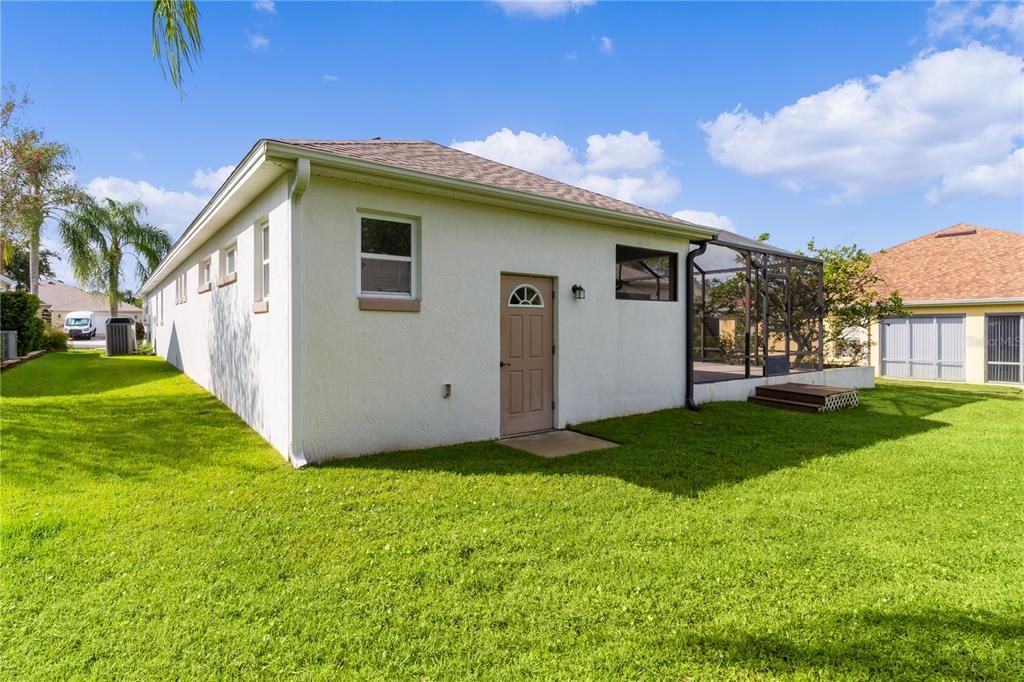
[197,282,212,294]
[252,300,270,314]
[358,297,421,312]
[217,272,237,287]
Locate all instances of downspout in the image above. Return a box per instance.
[287,158,311,468]
[685,240,708,410]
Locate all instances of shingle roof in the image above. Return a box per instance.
[38,280,142,313]
[871,224,1024,302]
[272,139,694,225]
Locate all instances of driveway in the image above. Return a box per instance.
[68,336,106,350]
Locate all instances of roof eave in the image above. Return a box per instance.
[264,140,719,241]
[901,297,1024,307]
[140,141,287,295]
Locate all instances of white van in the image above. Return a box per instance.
[63,310,97,339]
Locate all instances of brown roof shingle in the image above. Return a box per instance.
[272,139,694,226]
[871,224,1024,302]
[38,280,142,313]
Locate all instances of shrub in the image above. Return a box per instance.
[135,320,145,342]
[0,291,45,356]
[136,341,155,356]
[42,326,69,351]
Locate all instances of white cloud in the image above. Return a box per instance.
[191,165,235,193]
[252,0,276,13]
[452,128,681,206]
[247,33,270,50]
[453,129,581,178]
[928,1,1024,42]
[40,236,76,285]
[926,147,1024,203]
[323,74,339,82]
[585,130,662,172]
[85,177,208,239]
[702,44,1024,203]
[672,209,736,232]
[493,0,596,19]
[599,36,614,53]
[130,151,144,161]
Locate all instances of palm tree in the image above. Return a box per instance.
[152,0,203,94]
[59,198,172,317]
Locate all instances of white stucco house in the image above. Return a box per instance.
[140,138,724,465]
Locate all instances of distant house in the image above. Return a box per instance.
[0,273,15,292]
[870,225,1024,385]
[38,280,143,335]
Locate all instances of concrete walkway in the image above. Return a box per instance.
[498,430,618,458]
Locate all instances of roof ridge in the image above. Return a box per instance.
[871,224,1014,255]
[269,137,688,226]
[436,142,683,223]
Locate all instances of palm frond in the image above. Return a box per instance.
[152,0,203,95]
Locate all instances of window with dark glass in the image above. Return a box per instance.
[360,216,415,296]
[615,245,677,301]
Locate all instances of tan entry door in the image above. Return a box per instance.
[500,275,555,436]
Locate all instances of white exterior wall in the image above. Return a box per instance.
[298,175,691,461]
[146,178,292,455]
[694,367,875,404]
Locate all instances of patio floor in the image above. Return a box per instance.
[497,430,619,458]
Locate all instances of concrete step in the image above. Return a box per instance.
[747,396,822,413]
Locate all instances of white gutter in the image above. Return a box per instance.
[142,139,719,298]
[287,159,310,468]
[263,140,719,242]
[139,141,277,295]
[902,297,1024,307]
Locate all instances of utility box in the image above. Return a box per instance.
[0,330,17,360]
[105,318,137,356]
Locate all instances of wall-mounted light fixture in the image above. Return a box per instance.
[571,284,586,300]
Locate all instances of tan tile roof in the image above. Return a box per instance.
[38,280,142,313]
[871,224,1024,302]
[272,139,692,225]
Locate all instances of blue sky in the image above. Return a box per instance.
[3,1,1022,286]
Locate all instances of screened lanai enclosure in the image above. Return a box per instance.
[691,231,825,383]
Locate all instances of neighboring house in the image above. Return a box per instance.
[869,224,1024,385]
[139,138,720,465]
[0,273,16,292]
[38,279,143,335]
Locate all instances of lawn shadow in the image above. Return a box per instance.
[322,383,1018,498]
[0,351,173,398]
[687,608,1024,679]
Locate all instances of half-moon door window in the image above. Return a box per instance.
[508,284,544,308]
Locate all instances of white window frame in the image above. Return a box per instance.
[175,272,187,304]
[257,220,270,301]
[199,257,212,288]
[357,211,418,300]
[222,241,237,276]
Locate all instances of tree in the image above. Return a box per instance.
[799,240,907,366]
[0,88,82,295]
[59,198,171,317]
[3,237,58,289]
[152,0,203,95]
[119,289,143,308]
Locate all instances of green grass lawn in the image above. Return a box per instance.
[3,352,1023,680]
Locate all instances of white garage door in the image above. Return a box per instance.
[94,315,109,338]
[880,315,965,381]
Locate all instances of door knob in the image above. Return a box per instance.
[500,361,510,367]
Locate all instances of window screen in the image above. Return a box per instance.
[615,245,677,301]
